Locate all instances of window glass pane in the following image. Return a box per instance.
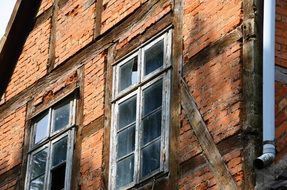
[142,110,162,145]
[143,80,162,116]
[117,126,135,158]
[119,57,138,92]
[52,137,68,167]
[31,148,48,179]
[116,155,134,188]
[52,101,70,132]
[30,175,45,190]
[51,163,66,190]
[141,140,161,178]
[118,96,136,130]
[34,113,49,144]
[144,40,164,75]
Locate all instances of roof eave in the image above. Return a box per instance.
[0,0,41,98]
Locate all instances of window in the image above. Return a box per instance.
[25,97,76,190]
[110,31,172,189]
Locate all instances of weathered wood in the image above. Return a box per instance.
[183,28,243,76]
[168,0,183,188]
[94,0,103,38]
[180,154,206,178]
[34,6,53,28]
[18,100,31,189]
[241,1,263,189]
[47,0,59,72]
[102,44,115,189]
[180,78,238,189]
[81,115,104,139]
[71,66,84,190]
[217,134,242,156]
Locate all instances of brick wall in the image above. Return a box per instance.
[5,19,51,101]
[80,128,104,189]
[55,0,96,66]
[276,0,287,68]
[0,106,26,175]
[83,52,106,126]
[101,0,148,34]
[181,0,244,188]
[183,0,242,63]
[0,106,26,190]
[275,0,287,159]
[275,82,287,160]
[1,0,285,189]
[275,0,287,161]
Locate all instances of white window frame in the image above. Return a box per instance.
[109,30,172,190]
[25,97,76,190]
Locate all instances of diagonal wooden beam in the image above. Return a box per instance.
[180,78,238,189]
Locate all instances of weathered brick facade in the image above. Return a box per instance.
[0,0,286,189]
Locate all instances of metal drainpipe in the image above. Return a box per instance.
[254,0,276,169]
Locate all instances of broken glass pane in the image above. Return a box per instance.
[116,155,134,188]
[119,57,138,92]
[30,175,45,190]
[31,148,48,179]
[51,163,66,190]
[141,140,160,178]
[142,110,162,145]
[52,101,70,132]
[144,40,164,75]
[117,125,135,158]
[34,113,49,144]
[143,80,162,116]
[52,137,67,167]
[118,96,137,130]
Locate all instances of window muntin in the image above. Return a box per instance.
[110,31,171,190]
[26,98,76,190]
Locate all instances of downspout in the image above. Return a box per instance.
[254,0,276,169]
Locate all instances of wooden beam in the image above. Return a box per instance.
[168,0,183,188]
[102,44,115,189]
[47,0,59,72]
[180,78,238,189]
[241,0,263,189]
[94,0,103,38]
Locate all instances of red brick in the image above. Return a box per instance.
[0,107,26,176]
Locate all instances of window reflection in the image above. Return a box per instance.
[34,113,49,144]
[31,149,48,179]
[52,102,70,132]
[119,57,138,92]
[144,40,164,75]
[118,96,137,130]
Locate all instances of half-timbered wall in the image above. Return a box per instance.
[0,0,286,189]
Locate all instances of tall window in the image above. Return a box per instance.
[25,97,76,190]
[110,30,172,189]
